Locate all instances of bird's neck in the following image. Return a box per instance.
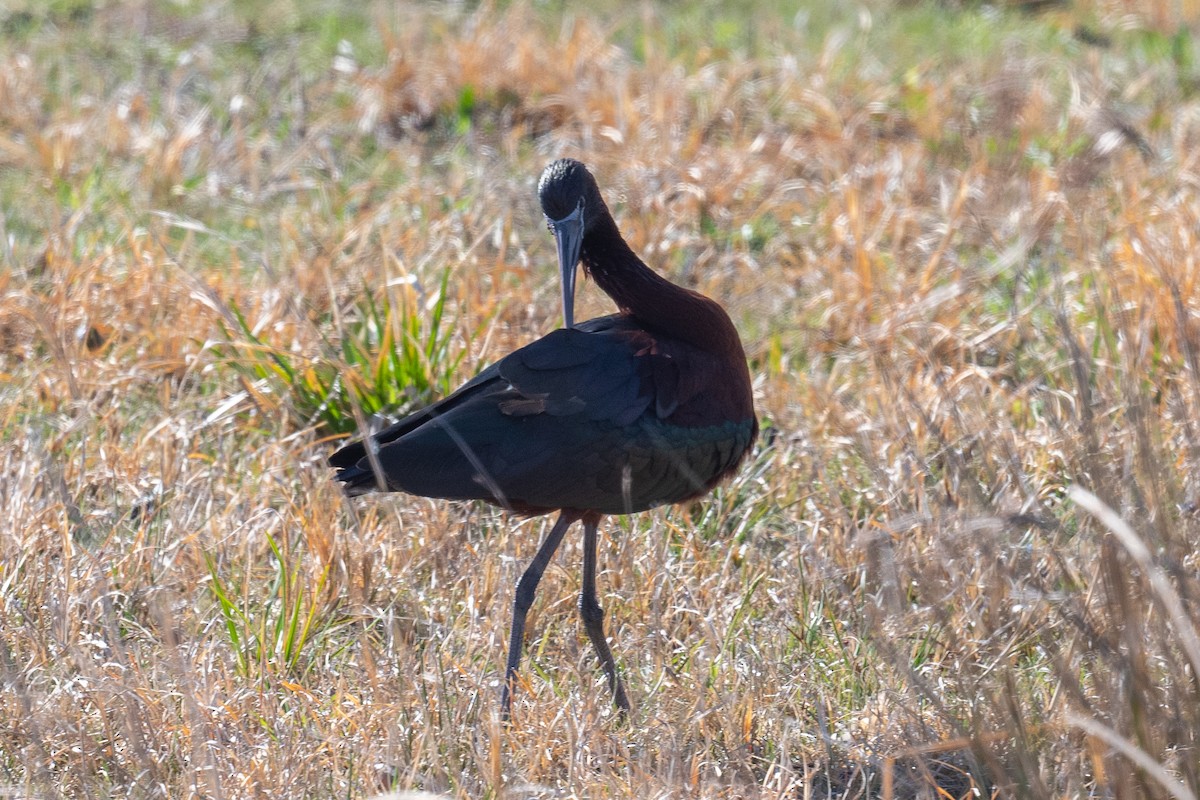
[581,218,743,355]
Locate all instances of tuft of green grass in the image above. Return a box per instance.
[215,265,465,435]
[205,531,333,680]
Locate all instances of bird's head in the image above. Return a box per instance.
[538,159,604,330]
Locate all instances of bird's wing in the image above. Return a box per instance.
[496,316,680,426]
[332,314,687,510]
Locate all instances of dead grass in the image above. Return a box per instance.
[3,0,1200,797]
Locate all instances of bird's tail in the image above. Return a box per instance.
[333,464,383,496]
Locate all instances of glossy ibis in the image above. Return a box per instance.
[330,159,757,716]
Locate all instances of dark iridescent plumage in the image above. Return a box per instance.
[330,159,756,717]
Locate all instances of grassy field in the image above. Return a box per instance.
[3,0,1200,797]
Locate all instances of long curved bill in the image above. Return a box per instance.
[547,199,584,329]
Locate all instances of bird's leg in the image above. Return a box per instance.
[501,511,576,718]
[579,512,632,714]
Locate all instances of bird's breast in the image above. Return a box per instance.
[579,415,756,514]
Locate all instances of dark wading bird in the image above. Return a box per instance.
[330,159,757,717]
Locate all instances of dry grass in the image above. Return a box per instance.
[4,0,1200,797]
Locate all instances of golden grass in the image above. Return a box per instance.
[3,0,1200,797]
